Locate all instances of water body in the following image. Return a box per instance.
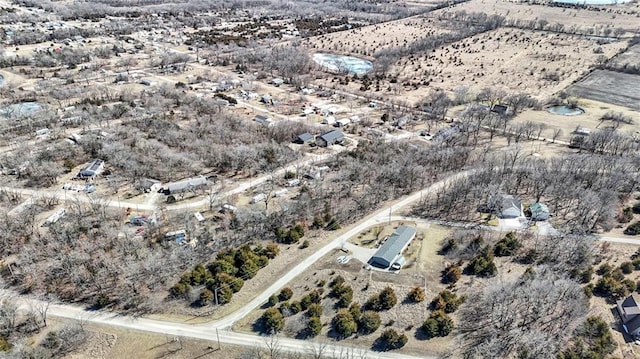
[312,53,373,75]
[547,105,584,116]
[0,102,43,118]
[553,0,632,4]
[0,75,4,85]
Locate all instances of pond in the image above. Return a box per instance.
[552,0,632,4]
[0,102,43,118]
[312,53,373,75]
[547,105,585,116]
[0,75,4,85]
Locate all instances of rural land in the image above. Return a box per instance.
[0,0,640,358]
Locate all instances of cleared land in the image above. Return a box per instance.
[567,69,640,110]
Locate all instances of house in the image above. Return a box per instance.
[271,78,284,87]
[251,193,267,204]
[335,118,351,127]
[316,130,345,147]
[491,104,508,115]
[295,132,314,144]
[162,176,208,195]
[617,294,640,337]
[43,208,65,227]
[368,226,416,269]
[220,204,238,214]
[254,115,273,126]
[322,116,336,125]
[530,202,550,221]
[77,159,104,179]
[274,189,288,197]
[497,195,523,218]
[286,179,301,187]
[135,178,161,193]
[140,79,154,86]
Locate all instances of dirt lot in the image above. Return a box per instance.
[567,69,640,110]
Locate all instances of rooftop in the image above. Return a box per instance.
[371,225,416,266]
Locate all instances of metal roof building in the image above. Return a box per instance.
[369,226,416,269]
[316,130,344,147]
[165,176,208,195]
[77,159,104,179]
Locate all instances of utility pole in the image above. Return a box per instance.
[214,288,218,306]
[216,328,221,350]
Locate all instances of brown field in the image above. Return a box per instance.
[567,69,640,110]
[446,0,640,34]
[390,28,626,103]
[303,15,452,58]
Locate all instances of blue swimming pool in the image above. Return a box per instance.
[313,53,373,75]
[547,105,584,116]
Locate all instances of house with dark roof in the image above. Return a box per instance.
[617,294,640,337]
[295,132,314,144]
[254,115,273,126]
[316,130,344,147]
[76,159,104,179]
[368,226,416,270]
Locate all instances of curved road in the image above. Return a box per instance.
[8,171,471,359]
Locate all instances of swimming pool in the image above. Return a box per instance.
[0,102,43,117]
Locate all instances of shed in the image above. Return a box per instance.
[254,115,273,126]
[530,202,550,221]
[296,132,314,144]
[316,130,345,147]
[368,226,416,269]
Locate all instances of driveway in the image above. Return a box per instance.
[342,242,378,265]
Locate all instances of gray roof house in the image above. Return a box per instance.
[498,195,523,219]
[530,202,550,221]
[368,226,416,269]
[163,176,208,195]
[254,115,273,126]
[617,294,640,337]
[77,159,104,179]
[296,132,314,144]
[316,130,344,147]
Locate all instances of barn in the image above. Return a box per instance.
[368,226,416,269]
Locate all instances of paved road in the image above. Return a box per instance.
[3,171,464,358]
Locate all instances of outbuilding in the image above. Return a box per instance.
[498,195,523,219]
[163,176,208,195]
[316,130,344,147]
[368,226,416,269]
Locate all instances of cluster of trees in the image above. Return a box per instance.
[373,11,506,74]
[417,150,640,234]
[591,262,637,302]
[260,286,324,336]
[558,316,616,359]
[364,287,397,312]
[329,276,354,309]
[0,296,88,358]
[458,268,589,358]
[171,243,279,306]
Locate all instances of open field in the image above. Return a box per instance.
[447,0,640,33]
[567,69,640,110]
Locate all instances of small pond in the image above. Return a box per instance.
[313,53,373,75]
[547,105,585,116]
[552,0,632,4]
[0,102,43,118]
